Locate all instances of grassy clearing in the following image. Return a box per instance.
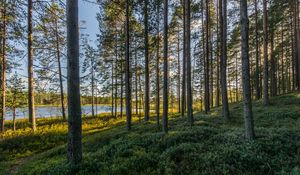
[1,93,300,174]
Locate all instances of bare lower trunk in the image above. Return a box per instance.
[67,0,82,165]
[91,57,95,118]
[144,0,150,122]
[219,0,229,120]
[125,0,132,130]
[270,33,276,97]
[111,62,114,117]
[263,0,269,106]
[13,108,16,131]
[204,0,210,113]
[162,0,169,134]
[55,18,66,120]
[181,0,186,117]
[0,5,6,132]
[120,62,124,118]
[185,0,193,126]
[240,0,255,140]
[254,0,261,99]
[156,3,160,126]
[177,29,181,113]
[28,0,36,131]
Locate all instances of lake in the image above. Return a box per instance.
[4,105,117,120]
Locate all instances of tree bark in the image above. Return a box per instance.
[177,28,181,113]
[219,0,230,120]
[236,54,239,102]
[270,33,276,97]
[13,108,16,131]
[204,0,210,113]
[181,0,186,117]
[185,0,193,126]
[28,0,36,131]
[254,0,261,99]
[67,0,82,165]
[111,61,114,117]
[156,1,160,126]
[54,18,66,120]
[216,0,220,107]
[120,61,124,118]
[263,0,269,106]
[0,4,6,132]
[125,0,132,130]
[134,39,138,116]
[91,56,95,117]
[240,0,255,140]
[162,0,169,134]
[144,0,150,122]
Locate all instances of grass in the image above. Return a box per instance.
[1,93,300,174]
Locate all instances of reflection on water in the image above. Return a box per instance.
[5,105,117,120]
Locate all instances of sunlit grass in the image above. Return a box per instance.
[1,93,300,174]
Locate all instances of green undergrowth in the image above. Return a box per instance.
[1,93,300,174]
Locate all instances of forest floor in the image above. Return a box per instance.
[1,93,300,175]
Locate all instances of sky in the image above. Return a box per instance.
[79,0,99,45]
[17,1,99,89]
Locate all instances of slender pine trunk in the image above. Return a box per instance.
[240,0,255,140]
[28,0,36,131]
[162,0,169,134]
[67,0,82,165]
[185,0,193,126]
[144,0,150,121]
[125,0,132,130]
[263,0,269,106]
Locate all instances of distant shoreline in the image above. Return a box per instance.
[35,104,112,107]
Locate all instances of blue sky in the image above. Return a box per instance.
[79,0,99,44]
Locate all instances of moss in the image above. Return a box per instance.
[1,93,300,174]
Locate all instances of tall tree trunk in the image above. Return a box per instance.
[263,0,269,106]
[144,0,150,122]
[91,57,95,117]
[134,39,139,116]
[270,33,276,97]
[210,31,214,107]
[138,69,142,121]
[254,0,261,99]
[294,0,300,90]
[125,0,132,130]
[204,0,210,113]
[28,0,36,131]
[240,0,255,140]
[177,28,181,113]
[296,0,300,89]
[216,0,220,107]
[0,3,3,133]
[181,0,186,117]
[281,23,285,94]
[13,108,16,131]
[219,0,229,119]
[236,54,239,102]
[55,18,66,120]
[162,0,169,134]
[156,1,160,126]
[185,0,194,126]
[0,5,6,132]
[111,62,114,117]
[67,0,82,164]
[201,0,205,110]
[291,11,296,91]
[120,61,124,118]
[114,45,118,118]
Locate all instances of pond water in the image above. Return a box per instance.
[4,105,117,120]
